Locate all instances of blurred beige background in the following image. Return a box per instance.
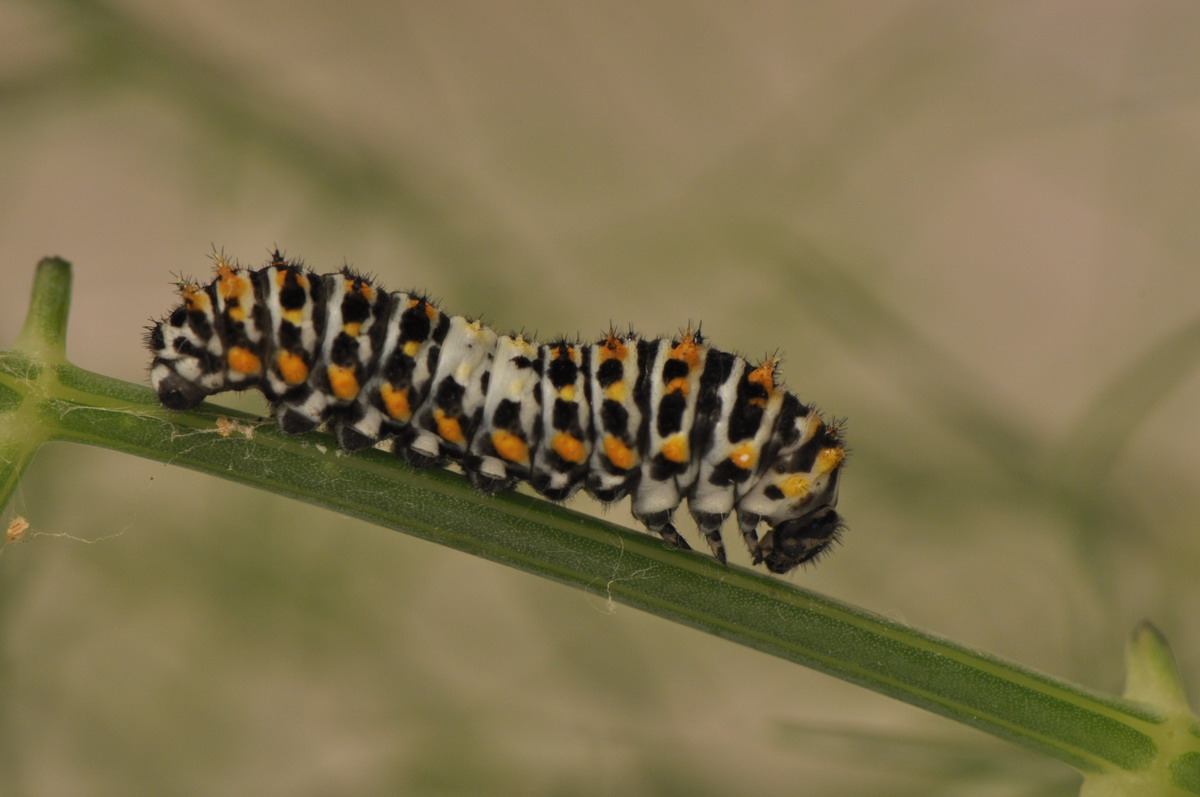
[2,1,1198,794]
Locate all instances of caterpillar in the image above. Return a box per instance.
[147,250,846,574]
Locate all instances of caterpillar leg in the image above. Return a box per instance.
[691,511,728,565]
[703,533,726,565]
[656,522,692,552]
[335,423,377,452]
[466,455,518,494]
[277,405,320,435]
[635,509,692,552]
[737,511,764,561]
[398,428,446,468]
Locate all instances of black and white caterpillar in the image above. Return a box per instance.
[147,250,846,573]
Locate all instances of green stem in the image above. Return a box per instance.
[13,256,72,363]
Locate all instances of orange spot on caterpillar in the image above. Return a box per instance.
[748,359,778,391]
[344,277,375,303]
[730,444,756,470]
[552,432,586,464]
[604,435,635,470]
[408,298,439,321]
[182,287,208,313]
[227,346,262,375]
[380,384,412,420]
[661,434,688,463]
[434,410,465,443]
[216,263,246,300]
[326,364,360,400]
[492,430,529,463]
[816,446,846,476]
[780,474,810,498]
[275,351,309,385]
[599,332,627,360]
[670,333,702,367]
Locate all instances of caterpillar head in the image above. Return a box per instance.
[757,505,843,574]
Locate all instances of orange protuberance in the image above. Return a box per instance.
[670,334,702,367]
[379,384,412,420]
[343,278,375,303]
[492,430,529,463]
[599,333,627,360]
[275,351,309,385]
[282,308,303,325]
[558,384,576,402]
[402,341,421,357]
[816,446,846,476]
[552,432,586,464]
[326,364,360,400]
[409,298,439,321]
[562,345,576,360]
[274,268,308,292]
[780,474,810,498]
[730,444,756,470]
[216,264,246,300]
[748,359,779,391]
[228,346,262,375]
[434,410,465,444]
[604,435,636,470]
[661,434,688,463]
[604,382,626,402]
[182,287,207,313]
[343,322,362,338]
